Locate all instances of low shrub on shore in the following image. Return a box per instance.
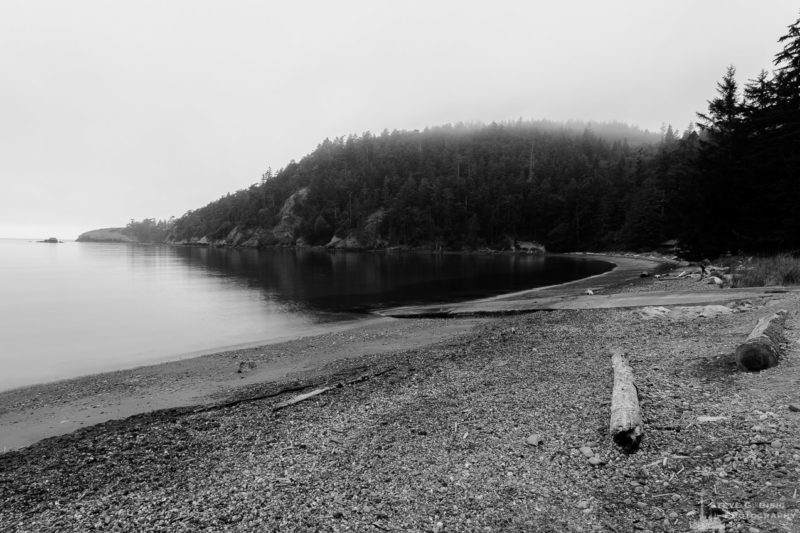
[730,253,800,287]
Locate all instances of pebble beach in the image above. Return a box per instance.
[2,259,799,532]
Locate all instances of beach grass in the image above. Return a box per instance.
[729,253,800,287]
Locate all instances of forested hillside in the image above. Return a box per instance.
[159,14,799,258]
[169,121,666,251]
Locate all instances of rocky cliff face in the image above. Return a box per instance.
[130,188,540,251]
[76,228,138,243]
[325,208,388,250]
[167,187,312,248]
[271,187,309,244]
[169,192,395,250]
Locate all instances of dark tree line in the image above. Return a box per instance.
[124,218,172,243]
[169,121,664,251]
[689,14,800,256]
[164,15,799,258]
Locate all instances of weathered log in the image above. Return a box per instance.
[273,387,333,411]
[610,349,643,450]
[735,310,787,372]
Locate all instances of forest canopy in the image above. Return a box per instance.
[159,14,800,258]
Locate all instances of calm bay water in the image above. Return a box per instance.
[0,239,612,391]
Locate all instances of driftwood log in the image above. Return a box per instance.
[610,349,643,450]
[735,310,788,372]
[273,387,333,411]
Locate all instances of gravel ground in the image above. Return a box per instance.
[2,272,799,532]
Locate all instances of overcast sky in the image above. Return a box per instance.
[1,1,797,239]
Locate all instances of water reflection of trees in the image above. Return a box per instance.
[166,247,612,313]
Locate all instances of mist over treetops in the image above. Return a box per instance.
[132,14,799,258]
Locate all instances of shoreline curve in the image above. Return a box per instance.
[380,253,672,317]
[0,253,666,451]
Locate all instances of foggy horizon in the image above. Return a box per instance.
[1,1,797,239]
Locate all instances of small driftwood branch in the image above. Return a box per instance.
[735,310,787,372]
[610,349,643,451]
[273,387,333,411]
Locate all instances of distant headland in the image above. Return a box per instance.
[76,228,138,243]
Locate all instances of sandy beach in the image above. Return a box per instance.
[2,255,799,532]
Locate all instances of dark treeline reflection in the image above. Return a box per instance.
[171,247,612,313]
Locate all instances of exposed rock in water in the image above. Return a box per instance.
[38,237,61,243]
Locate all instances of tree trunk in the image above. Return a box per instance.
[610,349,643,451]
[735,310,787,371]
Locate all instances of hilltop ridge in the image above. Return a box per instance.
[167,120,665,253]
